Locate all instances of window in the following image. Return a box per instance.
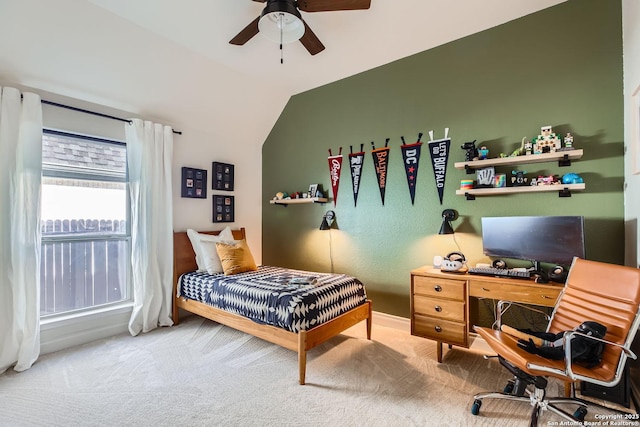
[40,129,130,316]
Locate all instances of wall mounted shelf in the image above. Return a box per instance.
[457,183,585,200]
[454,148,585,200]
[269,197,328,206]
[454,149,583,173]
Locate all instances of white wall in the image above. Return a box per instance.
[0,0,292,262]
[622,0,640,397]
[623,0,640,268]
[0,0,290,353]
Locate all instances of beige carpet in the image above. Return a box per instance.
[0,316,622,427]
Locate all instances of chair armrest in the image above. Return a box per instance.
[563,330,638,369]
[533,331,639,382]
[494,300,552,329]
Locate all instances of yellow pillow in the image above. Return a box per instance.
[215,239,258,275]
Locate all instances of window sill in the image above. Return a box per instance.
[40,302,133,355]
[41,301,133,327]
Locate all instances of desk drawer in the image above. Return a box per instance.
[413,276,465,300]
[413,295,465,321]
[413,314,467,346]
[469,280,561,307]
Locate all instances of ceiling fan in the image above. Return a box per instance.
[229,0,372,56]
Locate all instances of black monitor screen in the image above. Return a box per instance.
[481,216,585,266]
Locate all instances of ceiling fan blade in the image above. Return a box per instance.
[252,0,267,2]
[299,20,325,55]
[298,0,371,12]
[229,17,261,45]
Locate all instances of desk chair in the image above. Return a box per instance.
[471,257,640,426]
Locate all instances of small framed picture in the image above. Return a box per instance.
[213,195,234,223]
[308,184,318,198]
[212,162,234,191]
[181,167,207,199]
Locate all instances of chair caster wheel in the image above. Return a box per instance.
[471,399,482,416]
[503,381,514,394]
[573,406,587,421]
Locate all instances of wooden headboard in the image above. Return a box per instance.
[173,228,247,285]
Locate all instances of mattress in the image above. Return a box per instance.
[178,265,367,333]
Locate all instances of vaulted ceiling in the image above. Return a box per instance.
[1,0,566,144]
[86,0,566,95]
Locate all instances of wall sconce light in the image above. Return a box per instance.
[438,209,458,235]
[319,210,335,230]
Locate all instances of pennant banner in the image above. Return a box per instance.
[327,148,343,207]
[348,145,365,207]
[428,129,451,205]
[371,139,390,205]
[400,133,423,205]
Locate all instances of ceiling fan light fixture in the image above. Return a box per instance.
[258,1,305,44]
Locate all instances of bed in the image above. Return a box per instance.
[172,228,372,384]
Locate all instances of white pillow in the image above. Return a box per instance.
[186,227,234,271]
[200,240,227,275]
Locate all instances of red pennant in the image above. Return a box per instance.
[328,148,343,206]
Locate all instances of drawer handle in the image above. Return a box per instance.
[542,295,552,299]
[434,285,442,292]
[481,287,490,292]
[434,326,442,333]
[434,305,442,312]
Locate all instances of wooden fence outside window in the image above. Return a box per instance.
[40,218,128,315]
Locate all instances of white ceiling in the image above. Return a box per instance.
[86,0,566,96]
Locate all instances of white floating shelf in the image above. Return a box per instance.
[454,149,583,170]
[456,183,585,198]
[269,197,328,206]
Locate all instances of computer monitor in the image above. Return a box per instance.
[480,215,586,269]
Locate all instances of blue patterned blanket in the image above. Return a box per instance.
[178,266,367,333]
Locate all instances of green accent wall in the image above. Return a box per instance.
[262,0,624,318]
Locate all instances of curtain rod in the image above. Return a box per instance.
[41,99,183,135]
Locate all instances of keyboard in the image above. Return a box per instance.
[468,267,531,279]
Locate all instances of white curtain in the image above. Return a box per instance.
[0,87,43,373]
[126,119,174,336]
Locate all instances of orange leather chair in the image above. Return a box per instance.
[472,257,640,426]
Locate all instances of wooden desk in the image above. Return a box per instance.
[410,266,564,362]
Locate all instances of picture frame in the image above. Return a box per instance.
[632,84,640,175]
[308,183,318,198]
[212,162,234,191]
[213,195,235,223]
[181,167,207,199]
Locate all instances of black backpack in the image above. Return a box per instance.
[517,321,607,368]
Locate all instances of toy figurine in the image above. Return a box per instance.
[461,140,479,161]
[531,175,558,186]
[509,137,530,157]
[561,133,575,150]
[532,125,562,154]
[478,146,489,160]
[511,170,528,186]
[274,191,291,200]
[561,173,584,184]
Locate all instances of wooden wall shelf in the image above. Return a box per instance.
[454,148,585,200]
[269,197,328,206]
[457,183,585,200]
[454,149,583,172]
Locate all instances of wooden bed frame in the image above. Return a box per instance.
[172,228,372,385]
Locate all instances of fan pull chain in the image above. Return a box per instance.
[279,13,284,64]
